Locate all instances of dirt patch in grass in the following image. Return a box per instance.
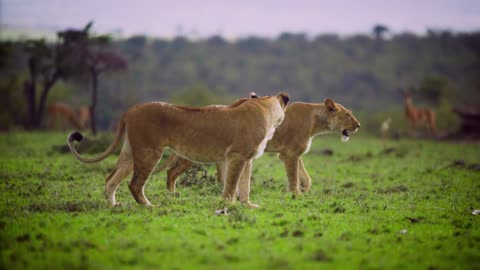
[376,185,408,194]
[311,148,334,156]
[311,249,332,262]
[341,182,355,189]
[345,152,373,162]
[405,217,425,223]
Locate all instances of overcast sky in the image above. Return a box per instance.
[2,0,480,38]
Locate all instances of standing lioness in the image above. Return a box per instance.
[67,93,289,207]
[159,98,360,195]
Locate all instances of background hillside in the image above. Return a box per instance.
[1,29,480,132]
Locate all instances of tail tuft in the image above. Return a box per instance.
[68,131,84,143]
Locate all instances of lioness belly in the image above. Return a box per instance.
[170,144,225,163]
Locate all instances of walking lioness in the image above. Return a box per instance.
[67,92,289,207]
[159,97,360,195]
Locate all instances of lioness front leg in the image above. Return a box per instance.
[237,160,258,208]
[298,158,312,192]
[222,154,247,203]
[279,153,302,195]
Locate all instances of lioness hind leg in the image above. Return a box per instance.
[298,158,312,192]
[222,154,247,203]
[167,158,193,193]
[105,142,134,206]
[105,160,133,206]
[128,149,162,206]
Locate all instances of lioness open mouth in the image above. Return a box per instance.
[341,129,350,142]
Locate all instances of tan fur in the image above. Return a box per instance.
[402,91,436,135]
[47,102,83,130]
[47,103,91,130]
[160,98,360,196]
[77,106,91,130]
[67,93,289,207]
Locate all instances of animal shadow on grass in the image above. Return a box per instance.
[25,200,106,213]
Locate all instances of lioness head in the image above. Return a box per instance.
[323,98,360,142]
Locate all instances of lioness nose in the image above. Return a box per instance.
[357,123,360,128]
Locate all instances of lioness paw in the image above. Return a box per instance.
[243,201,259,209]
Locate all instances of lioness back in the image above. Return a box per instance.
[124,100,272,163]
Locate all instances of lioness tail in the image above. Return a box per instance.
[67,115,126,163]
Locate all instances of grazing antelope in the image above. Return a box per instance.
[77,106,91,130]
[402,90,436,136]
[47,102,91,130]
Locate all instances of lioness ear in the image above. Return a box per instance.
[277,92,290,107]
[250,91,258,98]
[325,98,336,111]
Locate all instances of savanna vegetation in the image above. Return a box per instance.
[1,22,479,269]
[1,24,479,133]
[0,132,479,269]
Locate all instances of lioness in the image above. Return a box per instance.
[159,97,360,195]
[67,93,289,207]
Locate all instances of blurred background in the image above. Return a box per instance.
[1,0,479,135]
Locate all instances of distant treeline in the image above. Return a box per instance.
[113,31,480,106]
[1,29,479,131]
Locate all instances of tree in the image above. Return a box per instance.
[20,22,94,129]
[417,76,450,105]
[372,24,389,40]
[0,41,25,129]
[22,39,61,129]
[56,22,127,134]
[86,48,127,134]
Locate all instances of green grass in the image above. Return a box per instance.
[1,132,479,269]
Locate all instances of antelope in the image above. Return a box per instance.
[402,90,436,136]
[47,102,91,130]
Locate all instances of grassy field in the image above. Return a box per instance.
[1,132,479,269]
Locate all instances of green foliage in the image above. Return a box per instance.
[170,84,227,106]
[434,99,461,131]
[417,75,451,105]
[2,30,480,132]
[1,133,479,269]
